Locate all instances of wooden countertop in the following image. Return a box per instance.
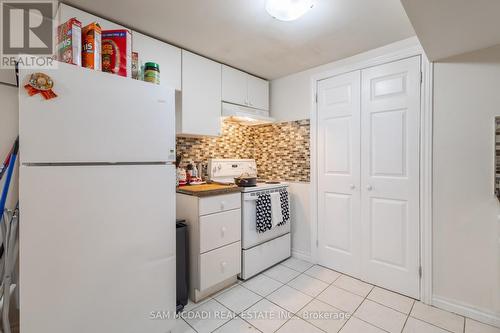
[176,183,241,197]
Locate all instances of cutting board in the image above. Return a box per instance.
[177,183,237,193]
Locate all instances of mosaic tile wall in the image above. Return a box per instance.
[176,119,310,182]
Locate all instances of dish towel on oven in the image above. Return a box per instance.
[278,189,290,226]
[256,193,272,233]
[255,189,290,233]
[270,192,283,228]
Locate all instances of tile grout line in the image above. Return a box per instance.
[399,300,416,333]
[341,283,379,333]
[406,315,462,333]
[181,317,199,333]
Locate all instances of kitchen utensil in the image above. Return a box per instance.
[234,173,257,187]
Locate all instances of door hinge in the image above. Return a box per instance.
[316,239,319,247]
[420,71,423,84]
[315,93,318,104]
[418,266,422,278]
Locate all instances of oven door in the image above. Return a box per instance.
[241,189,291,249]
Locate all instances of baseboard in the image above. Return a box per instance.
[291,249,312,263]
[432,295,500,328]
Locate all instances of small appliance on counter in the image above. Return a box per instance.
[208,159,291,280]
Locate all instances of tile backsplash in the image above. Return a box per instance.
[176,119,310,182]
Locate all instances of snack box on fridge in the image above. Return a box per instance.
[102,29,132,78]
[82,22,102,70]
[57,18,82,66]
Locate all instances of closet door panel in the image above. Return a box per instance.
[317,70,361,277]
[360,56,421,298]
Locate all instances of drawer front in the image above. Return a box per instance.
[199,241,241,291]
[199,193,241,216]
[200,209,241,253]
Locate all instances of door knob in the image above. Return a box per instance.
[366,185,373,191]
[349,184,356,190]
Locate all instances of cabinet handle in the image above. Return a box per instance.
[349,184,356,190]
[221,226,227,237]
[220,201,226,210]
[366,185,373,191]
[221,261,227,271]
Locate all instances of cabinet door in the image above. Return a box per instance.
[58,3,125,30]
[132,31,181,91]
[247,76,269,111]
[222,65,248,106]
[180,51,222,136]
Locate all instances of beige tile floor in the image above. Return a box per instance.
[174,258,500,333]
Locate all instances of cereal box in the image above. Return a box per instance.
[102,29,132,78]
[131,52,139,79]
[82,22,102,70]
[57,18,82,66]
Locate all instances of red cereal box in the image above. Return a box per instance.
[101,29,132,77]
[57,18,82,66]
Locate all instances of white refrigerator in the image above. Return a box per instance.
[19,62,176,333]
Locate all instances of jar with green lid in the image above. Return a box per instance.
[143,62,160,85]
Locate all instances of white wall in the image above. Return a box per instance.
[432,45,500,324]
[270,37,420,122]
[0,84,19,210]
[288,182,311,260]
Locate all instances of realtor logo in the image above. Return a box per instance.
[1,0,55,68]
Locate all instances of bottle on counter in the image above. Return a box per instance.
[186,163,193,183]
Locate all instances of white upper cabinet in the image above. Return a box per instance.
[222,65,269,111]
[178,51,222,137]
[222,66,248,106]
[131,32,181,91]
[248,76,269,110]
[57,4,181,91]
[58,4,125,30]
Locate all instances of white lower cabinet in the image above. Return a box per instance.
[199,241,241,291]
[177,192,241,302]
[199,209,241,253]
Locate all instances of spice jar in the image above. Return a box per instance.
[144,62,160,84]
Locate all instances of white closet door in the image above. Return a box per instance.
[317,71,362,277]
[360,56,421,298]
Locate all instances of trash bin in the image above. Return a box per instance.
[176,220,188,313]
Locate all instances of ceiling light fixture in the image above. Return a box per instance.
[266,0,314,21]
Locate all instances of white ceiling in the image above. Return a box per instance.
[401,0,500,61]
[64,0,414,79]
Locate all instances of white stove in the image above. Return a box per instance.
[208,159,291,280]
[239,181,285,192]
